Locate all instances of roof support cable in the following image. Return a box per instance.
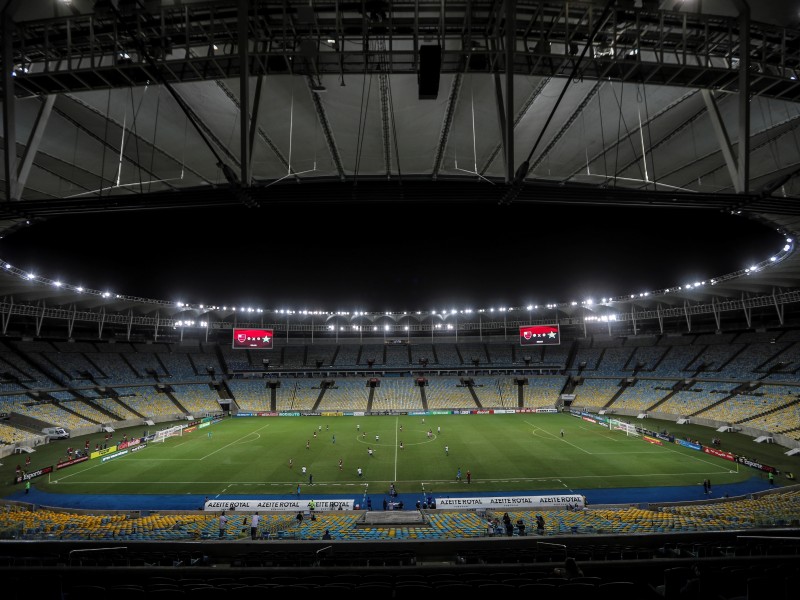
[642,81,658,191]
[609,78,647,186]
[582,111,589,176]
[104,0,238,188]
[127,84,149,194]
[598,83,608,180]
[636,87,649,186]
[613,80,623,187]
[115,111,127,189]
[500,0,617,204]
[385,59,402,182]
[353,46,373,184]
[454,74,494,185]
[97,88,112,197]
[147,87,161,194]
[265,77,316,188]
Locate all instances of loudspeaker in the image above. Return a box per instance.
[418,45,441,100]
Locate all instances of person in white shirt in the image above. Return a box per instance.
[250,512,260,540]
[218,512,228,538]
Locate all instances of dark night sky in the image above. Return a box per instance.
[0,201,784,312]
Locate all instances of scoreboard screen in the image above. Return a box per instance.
[519,324,560,346]
[232,328,273,349]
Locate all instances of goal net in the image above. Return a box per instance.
[153,425,184,443]
[610,419,640,437]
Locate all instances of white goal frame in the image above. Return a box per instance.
[153,425,184,443]
[610,419,640,437]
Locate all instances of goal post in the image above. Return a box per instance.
[610,419,640,437]
[153,425,184,443]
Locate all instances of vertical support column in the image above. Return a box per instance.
[2,11,18,201]
[239,0,250,187]
[656,304,664,334]
[1,297,12,334]
[741,293,752,328]
[99,307,106,340]
[16,95,55,196]
[248,76,264,173]
[683,301,692,333]
[773,289,784,325]
[68,305,76,339]
[712,297,721,331]
[505,0,516,183]
[737,5,750,194]
[701,89,740,193]
[35,300,45,337]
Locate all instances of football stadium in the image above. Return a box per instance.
[2,1,800,599]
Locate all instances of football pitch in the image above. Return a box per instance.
[9,413,763,501]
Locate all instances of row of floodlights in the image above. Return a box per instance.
[2,238,793,315]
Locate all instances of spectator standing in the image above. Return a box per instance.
[536,514,545,535]
[493,518,503,536]
[503,513,513,536]
[516,519,526,536]
[250,512,260,540]
[218,512,228,538]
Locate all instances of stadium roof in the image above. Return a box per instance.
[2,1,800,328]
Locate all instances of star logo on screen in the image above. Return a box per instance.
[548,332,557,338]
[262,335,271,343]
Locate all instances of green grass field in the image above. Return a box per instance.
[3,412,792,502]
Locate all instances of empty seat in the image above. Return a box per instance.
[598,581,643,600]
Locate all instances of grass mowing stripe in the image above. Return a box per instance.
[2,413,779,500]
